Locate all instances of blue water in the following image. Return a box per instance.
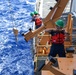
[0,0,35,75]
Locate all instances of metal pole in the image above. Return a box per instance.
[70,0,73,13]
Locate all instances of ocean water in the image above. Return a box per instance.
[0,0,36,75]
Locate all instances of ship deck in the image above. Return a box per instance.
[34,0,76,75]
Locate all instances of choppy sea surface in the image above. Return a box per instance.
[0,0,35,75]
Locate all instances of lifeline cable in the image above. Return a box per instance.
[8,0,18,42]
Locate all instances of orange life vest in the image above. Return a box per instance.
[51,31,65,44]
[35,18,42,26]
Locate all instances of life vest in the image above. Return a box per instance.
[51,31,65,44]
[35,18,42,26]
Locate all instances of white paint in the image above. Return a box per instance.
[39,0,43,17]
[71,0,76,15]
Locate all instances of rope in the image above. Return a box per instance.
[8,0,18,42]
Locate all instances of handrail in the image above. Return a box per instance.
[38,34,76,37]
[37,44,76,47]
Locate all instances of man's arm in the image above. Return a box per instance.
[65,32,70,41]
